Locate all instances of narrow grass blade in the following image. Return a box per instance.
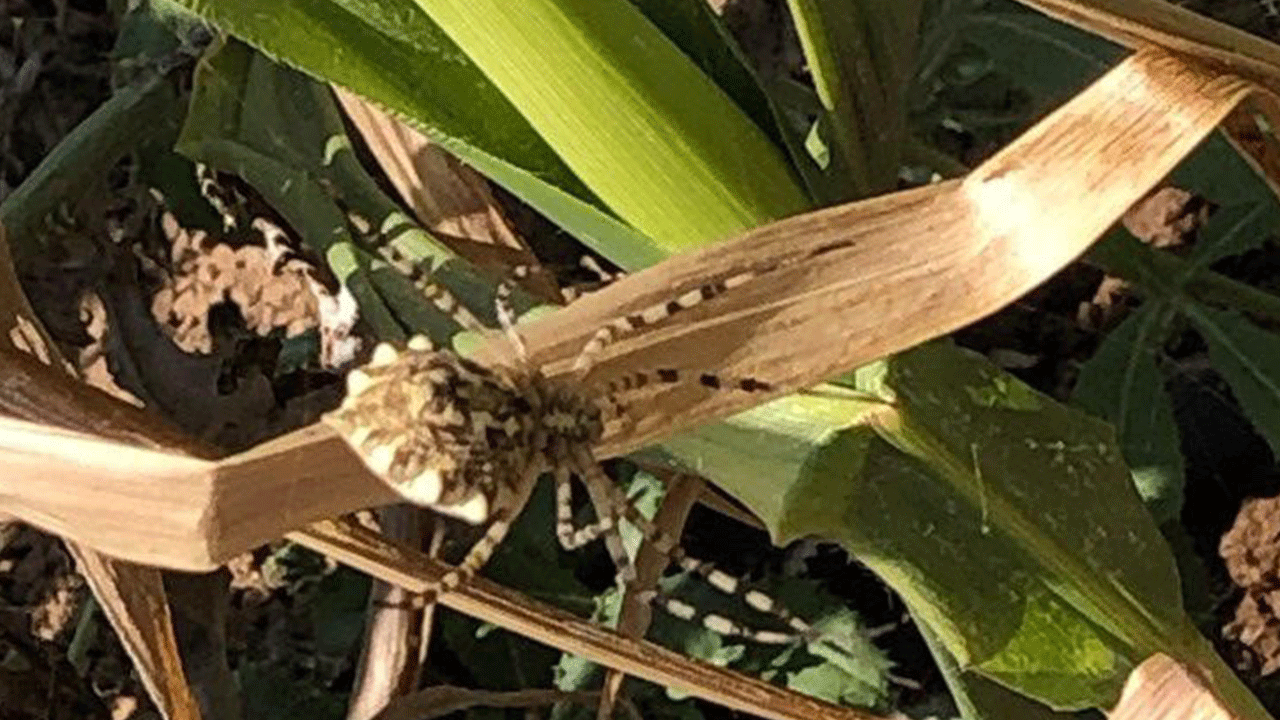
[408,0,811,248]
[785,0,924,197]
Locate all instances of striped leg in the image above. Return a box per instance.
[194,162,242,231]
[427,468,539,599]
[575,454,815,645]
[342,208,488,335]
[571,270,759,378]
[602,369,774,397]
[570,239,858,378]
[554,465,620,551]
[561,255,626,302]
[598,368,776,422]
[495,266,531,364]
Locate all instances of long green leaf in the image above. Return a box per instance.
[173,0,665,269]
[664,343,1186,710]
[785,0,923,198]
[408,0,811,249]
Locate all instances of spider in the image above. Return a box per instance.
[327,210,850,645]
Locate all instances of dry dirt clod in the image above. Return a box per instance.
[1078,185,1214,332]
[1221,494,1280,675]
[149,211,321,355]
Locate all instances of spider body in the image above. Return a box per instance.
[321,227,838,640]
[327,339,602,525]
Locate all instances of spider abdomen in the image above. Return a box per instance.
[325,339,601,524]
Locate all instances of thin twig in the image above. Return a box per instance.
[289,518,883,720]
[370,686,628,720]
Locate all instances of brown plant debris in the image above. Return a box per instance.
[1221,493,1280,675]
[150,210,320,355]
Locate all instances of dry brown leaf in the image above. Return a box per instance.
[0,225,202,720]
[333,87,523,248]
[599,474,704,720]
[1109,654,1234,720]
[1014,0,1280,210]
[332,87,560,300]
[371,686,625,720]
[346,506,434,720]
[66,546,203,720]
[1018,0,1280,90]
[77,291,145,407]
[1121,187,1210,251]
[1223,95,1280,200]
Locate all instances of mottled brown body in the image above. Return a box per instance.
[325,340,602,525]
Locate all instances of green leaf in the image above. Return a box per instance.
[1186,304,1280,458]
[952,5,1121,109]
[240,660,346,720]
[0,71,179,263]
[629,0,783,152]
[915,619,1069,720]
[1073,304,1184,523]
[1190,201,1278,268]
[112,0,209,69]
[407,0,811,250]
[169,0,664,269]
[628,0,835,203]
[663,344,1189,710]
[785,0,924,198]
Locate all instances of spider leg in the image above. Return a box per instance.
[554,465,620,551]
[574,452,816,645]
[338,204,488,335]
[602,368,773,397]
[571,270,757,379]
[430,468,540,597]
[595,368,774,437]
[570,239,858,379]
[495,265,531,364]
